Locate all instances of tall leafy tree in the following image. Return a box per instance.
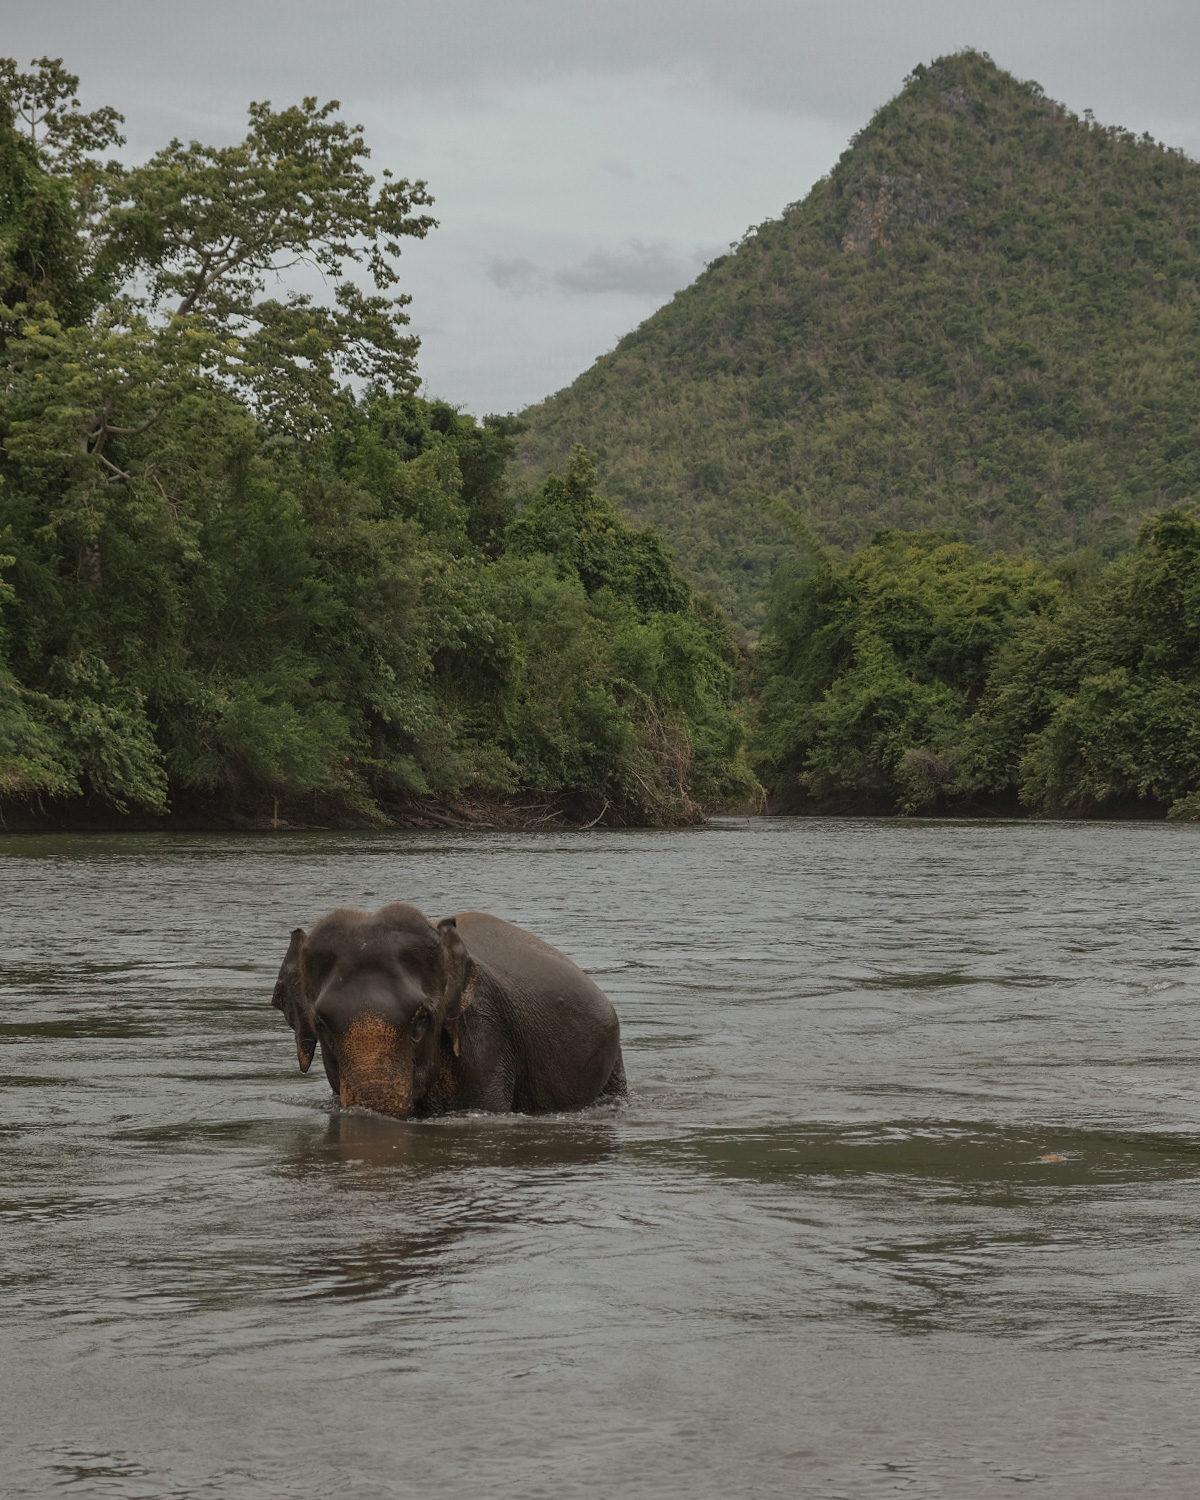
[962,510,1200,815]
[754,526,1060,811]
[0,58,122,335]
[753,507,1200,818]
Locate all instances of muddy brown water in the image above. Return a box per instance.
[2,818,1200,1497]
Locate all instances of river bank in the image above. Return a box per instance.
[0,788,612,834]
[0,786,1183,831]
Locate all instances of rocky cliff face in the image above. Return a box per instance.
[839,171,950,253]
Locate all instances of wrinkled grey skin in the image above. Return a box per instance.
[271,904,626,1118]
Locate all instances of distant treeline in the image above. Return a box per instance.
[0,60,753,828]
[753,510,1200,819]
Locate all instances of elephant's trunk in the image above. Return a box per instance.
[333,1012,415,1118]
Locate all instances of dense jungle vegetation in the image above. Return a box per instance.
[518,50,1200,628]
[0,59,754,828]
[753,509,1200,818]
[5,55,1199,829]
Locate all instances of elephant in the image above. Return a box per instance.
[271,903,627,1118]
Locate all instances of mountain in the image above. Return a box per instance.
[515,51,1200,627]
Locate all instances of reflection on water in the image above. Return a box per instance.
[2,819,1200,1497]
[302,1109,622,1172]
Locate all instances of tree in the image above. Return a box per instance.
[962,509,1200,814]
[0,58,122,335]
[3,60,437,489]
[753,527,1060,810]
[0,63,439,814]
[508,445,691,616]
[753,507,1200,818]
[0,61,754,827]
[0,55,124,167]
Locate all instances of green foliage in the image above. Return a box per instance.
[93,93,436,429]
[964,509,1200,813]
[518,50,1200,627]
[0,58,124,335]
[508,445,691,616]
[0,56,124,171]
[754,528,1059,809]
[0,61,753,825]
[754,509,1200,816]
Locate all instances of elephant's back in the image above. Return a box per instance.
[454,911,620,1109]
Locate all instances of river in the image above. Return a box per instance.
[2,818,1199,1497]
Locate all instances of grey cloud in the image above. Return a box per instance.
[489,242,713,300]
[9,0,1200,418]
[487,258,549,297]
[554,242,702,297]
[9,1,1200,145]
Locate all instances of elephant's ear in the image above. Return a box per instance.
[437,915,477,1057]
[271,927,318,1073]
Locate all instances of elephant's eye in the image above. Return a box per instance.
[411,1008,431,1043]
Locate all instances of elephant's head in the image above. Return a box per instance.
[271,904,475,1118]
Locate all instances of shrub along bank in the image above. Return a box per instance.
[752,509,1200,818]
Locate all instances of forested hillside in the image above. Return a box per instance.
[518,50,1200,626]
[0,60,754,828]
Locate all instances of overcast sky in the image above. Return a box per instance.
[6,1,1199,415]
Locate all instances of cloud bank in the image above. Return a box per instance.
[6,1,1199,413]
[488,241,716,300]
